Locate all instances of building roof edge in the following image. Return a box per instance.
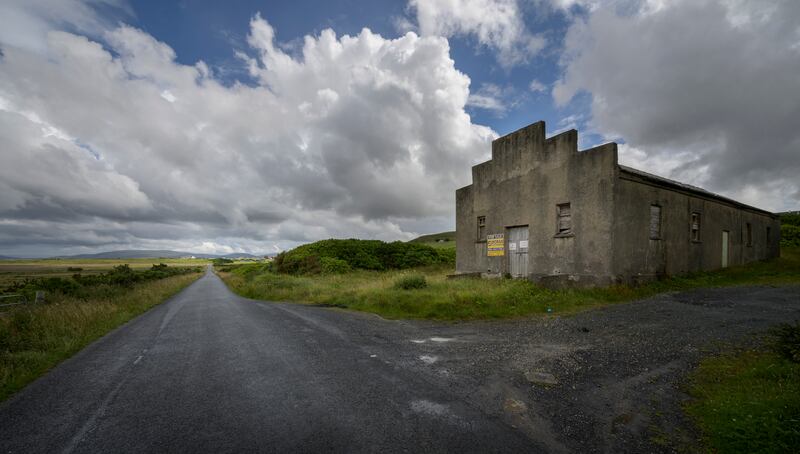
[618,165,776,217]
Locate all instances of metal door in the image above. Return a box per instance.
[507,226,529,278]
[721,231,729,268]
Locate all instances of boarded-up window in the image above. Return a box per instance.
[557,203,572,235]
[477,216,486,241]
[691,213,701,241]
[746,223,752,246]
[650,205,662,239]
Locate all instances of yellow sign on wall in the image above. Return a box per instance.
[487,233,504,256]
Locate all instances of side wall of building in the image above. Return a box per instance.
[456,121,620,287]
[611,175,781,282]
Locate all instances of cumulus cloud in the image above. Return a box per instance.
[0,8,495,256]
[554,0,800,211]
[467,83,510,114]
[410,0,546,67]
[0,0,130,54]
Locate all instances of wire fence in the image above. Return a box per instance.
[0,293,28,307]
[0,291,44,308]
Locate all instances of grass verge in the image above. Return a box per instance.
[219,247,799,321]
[685,347,800,453]
[0,272,201,401]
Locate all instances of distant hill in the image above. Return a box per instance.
[409,231,456,249]
[0,255,18,260]
[58,250,260,259]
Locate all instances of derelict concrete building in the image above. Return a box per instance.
[455,121,780,287]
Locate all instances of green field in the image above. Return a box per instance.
[0,258,209,287]
[409,231,456,249]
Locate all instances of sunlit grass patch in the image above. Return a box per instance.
[685,347,800,453]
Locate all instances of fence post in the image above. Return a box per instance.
[35,291,45,303]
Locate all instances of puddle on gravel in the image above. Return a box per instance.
[410,337,456,344]
[410,399,449,416]
[419,355,438,364]
[503,398,528,414]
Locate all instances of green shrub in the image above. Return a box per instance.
[770,321,800,363]
[435,247,456,264]
[319,257,351,274]
[394,275,428,290]
[781,224,800,247]
[274,239,451,275]
[780,212,800,227]
[37,277,81,295]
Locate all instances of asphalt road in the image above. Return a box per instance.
[0,268,536,454]
[2,268,799,453]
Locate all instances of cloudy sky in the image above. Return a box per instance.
[0,0,798,257]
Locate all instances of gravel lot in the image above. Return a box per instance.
[319,284,800,452]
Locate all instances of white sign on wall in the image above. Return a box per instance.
[519,240,529,249]
[509,242,517,251]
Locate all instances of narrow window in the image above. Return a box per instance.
[746,223,752,246]
[557,203,572,235]
[649,205,662,239]
[477,216,486,241]
[691,212,701,241]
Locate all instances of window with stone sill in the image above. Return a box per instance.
[477,216,486,241]
[650,205,662,239]
[556,203,572,236]
[691,212,701,242]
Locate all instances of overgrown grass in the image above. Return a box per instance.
[393,275,428,290]
[219,247,800,321]
[685,347,800,453]
[0,272,201,401]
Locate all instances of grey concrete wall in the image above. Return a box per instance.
[456,121,619,286]
[456,119,781,288]
[612,174,780,282]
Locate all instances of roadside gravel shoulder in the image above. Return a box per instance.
[286,284,800,452]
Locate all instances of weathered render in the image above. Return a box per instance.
[455,121,780,287]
